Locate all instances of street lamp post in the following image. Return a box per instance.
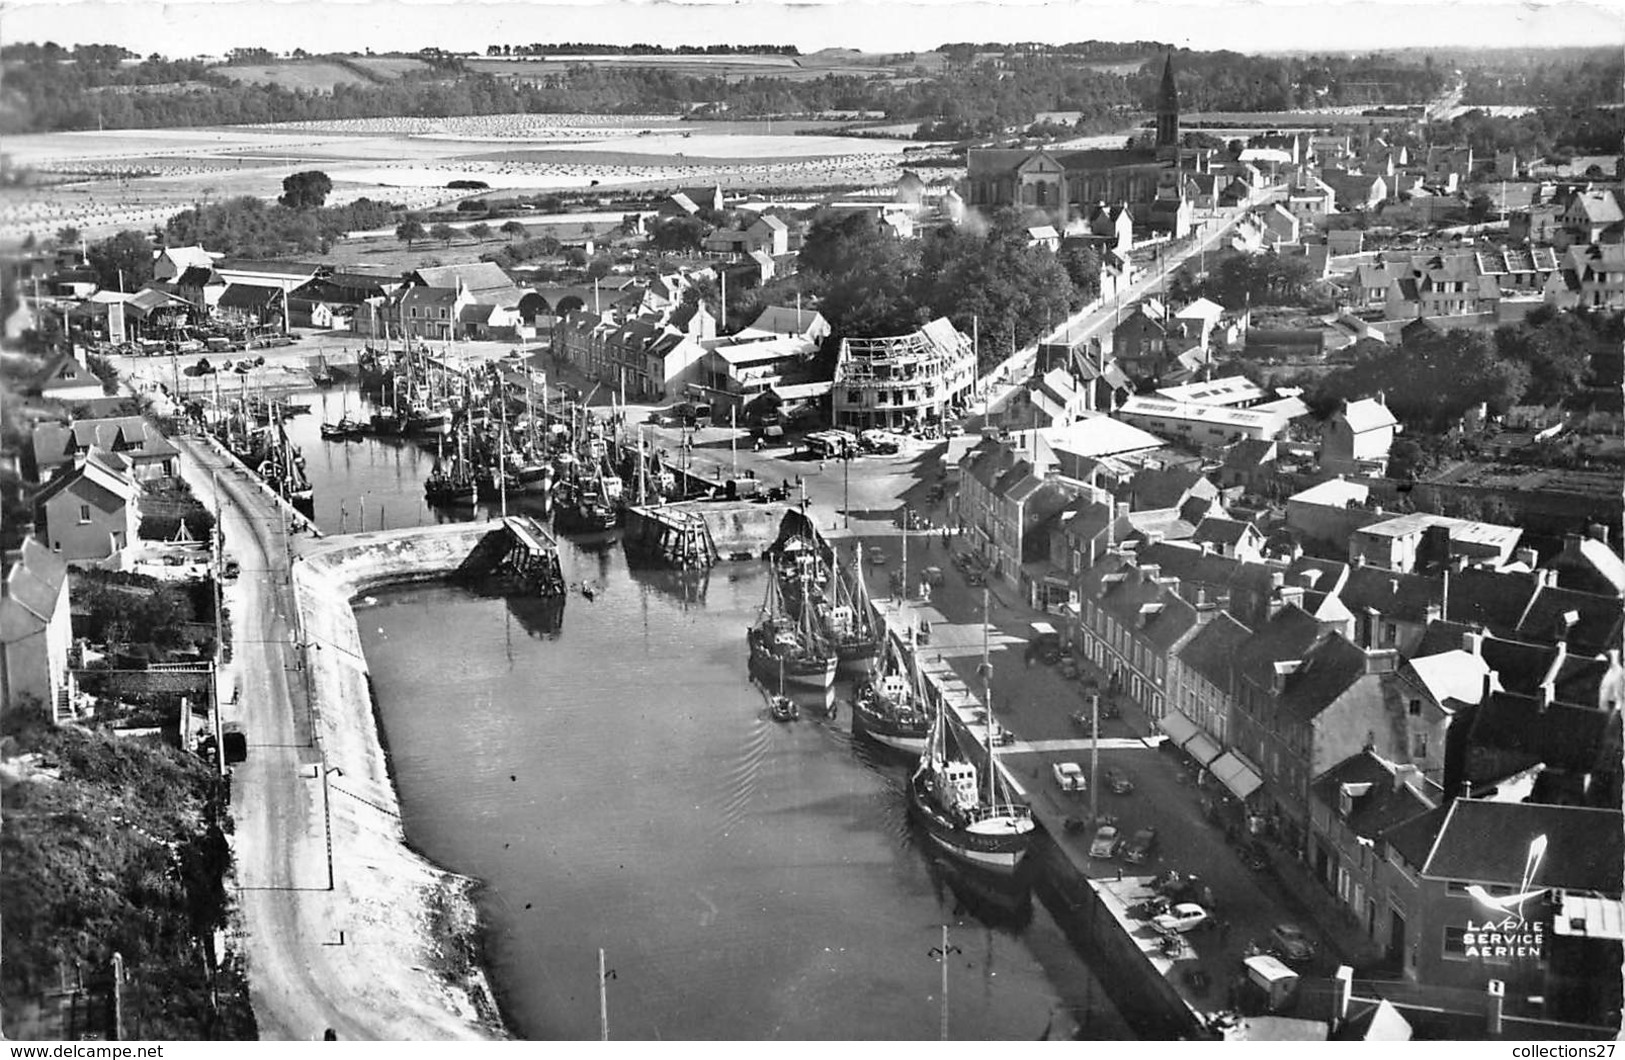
[928,925,960,1040]
[842,448,851,530]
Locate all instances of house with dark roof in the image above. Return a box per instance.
[396,285,470,342]
[31,417,179,483]
[1544,243,1625,311]
[1190,516,1264,561]
[215,283,286,329]
[1230,605,1447,853]
[33,448,141,569]
[30,351,104,402]
[1170,610,1251,746]
[1307,749,1438,947]
[1402,799,1622,1006]
[1072,548,1218,723]
[1218,438,1279,492]
[1,538,73,721]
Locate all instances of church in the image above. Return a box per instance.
[962,54,1202,239]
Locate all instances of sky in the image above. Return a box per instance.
[1,0,1621,56]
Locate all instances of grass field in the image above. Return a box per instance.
[215,62,377,93]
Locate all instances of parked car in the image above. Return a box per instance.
[1089,824,1121,859]
[1052,761,1086,792]
[867,546,887,566]
[1122,826,1159,864]
[1068,710,1097,735]
[221,557,241,581]
[1104,768,1134,794]
[1153,903,1210,935]
[1269,922,1316,962]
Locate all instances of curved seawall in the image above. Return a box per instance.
[290,520,513,1038]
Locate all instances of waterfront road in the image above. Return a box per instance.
[176,434,489,1041]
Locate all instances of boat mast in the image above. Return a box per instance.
[982,585,994,808]
[598,948,610,1041]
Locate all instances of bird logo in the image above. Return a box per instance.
[1466,834,1547,924]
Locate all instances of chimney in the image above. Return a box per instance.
[1480,668,1503,704]
[1273,659,1303,694]
[1270,570,1285,590]
[1393,762,1422,792]
[1460,629,1483,656]
[1513,546,1538,569]
[1364,648,1399,674]
[1330,966,1354,1031]
[1485,979,1505,1036]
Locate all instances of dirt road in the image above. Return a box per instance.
[176,434,497,1041]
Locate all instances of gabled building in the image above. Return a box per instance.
[834,318,976,432]
[31,351,104,402]
[0,539,73,722]
[396,285,472,341]
[1170,609,1251,746]
[1545,243,1625,311]
[33,448,141,569]
[1320,397,1397,477]
[215,283,286,329]
[31,416,179,482]
[1349,514,1523,574]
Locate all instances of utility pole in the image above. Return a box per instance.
[598,948,614,1041]
[211,472,225,779]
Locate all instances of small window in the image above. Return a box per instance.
[78,504,92,524]
[1412,732,1428,758]
[1408,699,1422,717]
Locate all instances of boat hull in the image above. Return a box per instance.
[850,702,929,756]
[749,649,836,691]
[907,771,1032,875]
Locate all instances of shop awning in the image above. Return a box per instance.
[1211,751,1263,800]
[1185,732,1222,767]
[1159,710,1199,748]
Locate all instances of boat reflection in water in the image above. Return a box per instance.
[924,849,1036,932]
[502,594,566,640]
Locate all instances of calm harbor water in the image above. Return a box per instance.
[293,384,1134,1040]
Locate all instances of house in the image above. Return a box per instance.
[1348,514,1523,574]
[1320,397,1397,477]
[1260,203,1301,246]
[33,448,141,569]
[1285,175,1336,229]
[1545,244,1625,311]
[31,351,104,402]
[1549,531,1625,597]
[1318,170,1386,212]
[459,302,522,341]
[1218,438,1279,492]
[735,306,829,345]
[1231,622,1446,856]
[1068,202,1134,257]
[407,262,523,306]
[1170,610,1251,745]
[396,285,471,341]
[1422,146,1474,193]
[660,185,725,217]
[167,265,227,311]
[1394,800,1623,1008]
[1385,255,1501,321]
[1025,224,1062,252]
[0,539,73,722]
[1559,188,1625,246]
[959,419,1164,588]
[289,271,400,334]
[31,417,179,482]
[151,244,219,282]
[1191,517,1265,561]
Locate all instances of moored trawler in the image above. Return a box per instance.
[747,572,838,690]
[851,666,930,756]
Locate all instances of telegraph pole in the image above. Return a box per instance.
[211,472,225,779]
[928,926,960,1040]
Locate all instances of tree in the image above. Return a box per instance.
[85,230,154,291]
[278,170,333,210]
[396,219,426,249]
[501,220,528,241]
[430,223,457,247]
[55,225,80,247]
[1495,310,1595,406]
[467,222,493,242]
[585,254,613,281]
[648,216,706,257]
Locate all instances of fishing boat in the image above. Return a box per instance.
[907,590,1033,874]
[823,548,883,673]
[748,571,837,691]
[850,647,930,756]
[769,660,798,722]
[405,403,453,437]
[424,433,478,508]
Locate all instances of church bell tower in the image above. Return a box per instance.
[1155,51,1180,154]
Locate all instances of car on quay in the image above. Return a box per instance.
[1269,922,1317,962]
[1052,761,1086,792]
[867,546,887,566]
[1089,824,1121,859]
[1122,826,1159,864]
[1152,903,1210,935]
[1104,768,1134,794]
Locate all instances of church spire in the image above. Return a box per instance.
[1156,51,1179,150]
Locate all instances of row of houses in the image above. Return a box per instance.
[1069,531,1621,1005]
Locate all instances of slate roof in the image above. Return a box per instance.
[0,538,69,643]
[1192,517,1257,549]
[1177,611,1251,689]
[1126,467,1210,511]
[1421,801,1623,894]
[1338,398,1397,434]
[1516,584,1625,657]
[1311,750,1436,839]
[1278,634,1379,724]
[1467,690,1621,774]
[32,417,178,470]
[1444,568,1539,635]
[411,262,519,303]
[34,447,139,508]
[1339,566,1441,625]
[1235,604,1330,691]
[217,283,282,310]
